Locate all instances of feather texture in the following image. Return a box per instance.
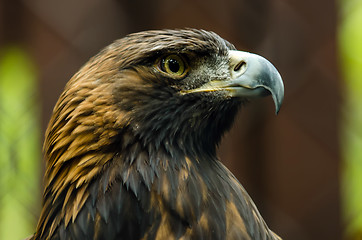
[31,29,281,240]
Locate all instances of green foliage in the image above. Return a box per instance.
[339,0,362,238]
[0,47,41,239]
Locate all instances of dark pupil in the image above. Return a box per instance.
[168,58,180,73]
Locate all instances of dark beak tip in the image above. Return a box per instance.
[275,106,281,115]
[273,94,284,115]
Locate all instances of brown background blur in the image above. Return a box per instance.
[0,0,342,239]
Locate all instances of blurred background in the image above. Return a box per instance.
[0,0,360,239]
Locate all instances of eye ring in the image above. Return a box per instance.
[158,54,188,78]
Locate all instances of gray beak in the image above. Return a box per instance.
[227,50,284,114]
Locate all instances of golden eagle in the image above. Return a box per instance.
[30,29,284,240]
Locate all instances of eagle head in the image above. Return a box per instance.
[34,29,284,240]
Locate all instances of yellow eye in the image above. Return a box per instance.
[159,54,187,77]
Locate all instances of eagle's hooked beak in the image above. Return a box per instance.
[227,50,284,114]
[183,50,284,114]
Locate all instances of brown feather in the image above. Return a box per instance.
[30,29,281,240]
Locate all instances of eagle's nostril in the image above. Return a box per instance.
[234,61,246,72]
